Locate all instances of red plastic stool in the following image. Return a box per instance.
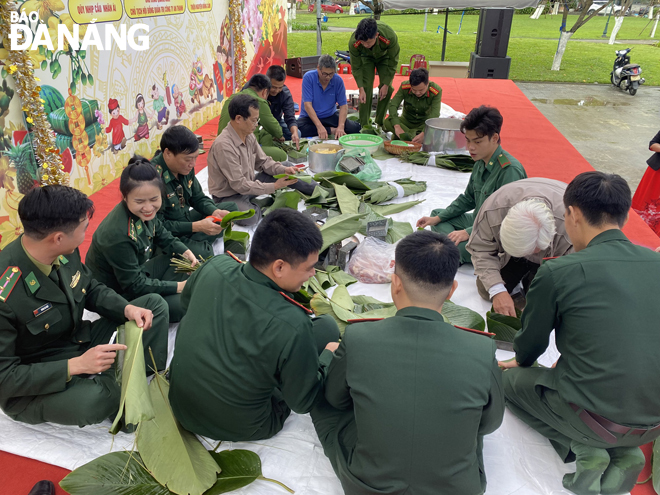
[338,63,352,74]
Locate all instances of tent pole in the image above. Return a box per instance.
[424,8,428,32]
[441,8,449,60]
[316,0,322,55]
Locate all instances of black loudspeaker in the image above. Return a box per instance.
[475,8,514,58]
[468,52,511,79]
[285,56,321,78]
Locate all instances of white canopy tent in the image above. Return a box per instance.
[381,0,538,8]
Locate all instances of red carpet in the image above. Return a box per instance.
[4,75,658,494]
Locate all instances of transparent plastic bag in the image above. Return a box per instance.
[336,148,382,182]
[347,237,396,284]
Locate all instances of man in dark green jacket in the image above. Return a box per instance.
[169,209,340,441]
[312,230,504,495]
[153,125,236,259]
[217,74,287,161]
[417,106,526,264]
[349,18,400,128]
[500,172,660,495]
[0,186,168,427]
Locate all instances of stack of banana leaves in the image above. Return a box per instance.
[399,151,475,173]
[273,138,311,161]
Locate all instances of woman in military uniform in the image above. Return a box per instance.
[86,156,197,322]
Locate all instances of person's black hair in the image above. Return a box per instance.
[564,171,631,228]
[229,94,260,120]
[135,93,146,110]
[266,65,286,82]
[409,68,429,87]
[250,209,323,269]
[460,105,503,142]
[355,18,378,41]
[246,73,271,92]
[120,155,165,198]
[395,230,459,290]
[160,125,199,155]
[18,185,94,240]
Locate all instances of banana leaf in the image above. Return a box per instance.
[369,200,425,217]
[386,220,413,244]
[653,438,660,494]
[273,172,313,184]
[333,183,360,214]
[351,295,394,313]
[362,179,427,204]
[222,210,255,255]
[109,321,154,435]
[486,309,523,343]
[319,213,366,251]
[399,151,475,173]
[137,373,220,495]
[220,209,255,229]
[314,171,373,191]
[326,265,357,287]
[262,190,301,216]
[59,451,170,495]
[441,300,486,331]
[207,450,293,494]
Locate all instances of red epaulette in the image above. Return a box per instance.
[226,251,245,264]
[347,317,384,323]
[279,291,313,314]
[378,35,390,45]
[543,256,558,261]
[0,266,21,302]
[401,83,411,90]
[429,86,440,96]
[454,325,496,338]
[353,40,362,48]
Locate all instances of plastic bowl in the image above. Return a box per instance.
[338,134,384,154]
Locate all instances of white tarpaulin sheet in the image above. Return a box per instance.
[0,104,627,494]
[381,0,539,10]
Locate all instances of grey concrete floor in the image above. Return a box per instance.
[516,82,660,193]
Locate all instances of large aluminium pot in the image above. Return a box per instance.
[422,118,467,154]
[308,143,346,173]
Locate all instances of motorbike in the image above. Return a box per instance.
[611,48,645,96]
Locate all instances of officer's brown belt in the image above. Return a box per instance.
[570,403,660,444]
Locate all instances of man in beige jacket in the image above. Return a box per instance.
[466,178,573,316]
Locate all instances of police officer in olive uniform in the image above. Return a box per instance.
[383,68,441,142]
[217,74,288,162]
[169,209,340,441]
[0,186,168,427]
[500,172,660,495]
[86,158,195,322]
[152,126,237,259]
[349,18,400,128]
[417,106,526,264]
[311,231,504,495]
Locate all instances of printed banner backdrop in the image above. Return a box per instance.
[0,0,287,249]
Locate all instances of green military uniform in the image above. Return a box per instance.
[349,21,400,127]
[169,254,340,441]
[311,307,504,495]
[383,81,442,141]
[217,88,287,162]
[151,152,237,259]
[431,145,526,264]
[0,237,168,426]
[85,202,189,322]
[504,229,660,462]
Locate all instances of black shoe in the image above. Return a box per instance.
[28,480,55,495]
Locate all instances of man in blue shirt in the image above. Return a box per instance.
[296,55,361,139]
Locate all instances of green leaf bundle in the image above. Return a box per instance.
[319,213,366,251]
[486,309,523,342]
[362,178,427,204]
[262,190,301,216]
[222,210,255,255]
[441,300,486,331]
[399,151,475,173]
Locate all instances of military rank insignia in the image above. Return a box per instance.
[0,266,21,302]
[58,255,69,265]
[70,270,81,288]
[128,218,138,241]
[188,179,193,189]
[25,272,40,294]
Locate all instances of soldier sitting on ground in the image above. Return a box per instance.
[383,67,441,144]
[500,171,660,495]
[169,209,340,442]
[417,105,527,264]
[0,186,169,427]
[311,230,504,495]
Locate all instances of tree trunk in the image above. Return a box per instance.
[316,0,322,56]
[652,13,660,38]
[552,31,573,70]
[650,6,654,19]
[608,16,624,44]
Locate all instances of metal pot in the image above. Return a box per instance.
[422,118,467,154]
[308,144,346,173]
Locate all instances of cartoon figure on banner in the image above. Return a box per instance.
[220,16,234,97]
[189,58,213,107]
[105,99,128,154]
[133,93,153,142]
[151,84,170,129]
[171,84,186,118]
[164,72,172,106]
[213,45,224,103]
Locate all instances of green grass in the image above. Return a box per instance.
[289,14,660,85]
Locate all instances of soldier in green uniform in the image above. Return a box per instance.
[152,126,237,259]
[217,74,288,162]
[349,18,400,128]
[86,158,198,322]
[417,106,526,264]
[383,68,441,143]
[0,186,168,426]
[169,209,340,441]
[500,172,660,495]
[311,231,504,495]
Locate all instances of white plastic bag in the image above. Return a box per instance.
[347,237,396,284]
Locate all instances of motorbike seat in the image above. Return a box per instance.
[622,64,640,69]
